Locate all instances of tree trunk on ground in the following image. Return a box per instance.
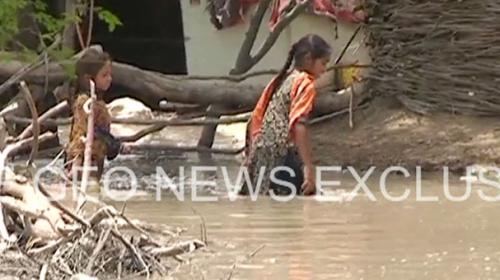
[0,56,367,116]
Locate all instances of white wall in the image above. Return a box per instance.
[181,0,371,85]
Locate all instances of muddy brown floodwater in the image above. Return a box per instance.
[16,122,500,280]
[91,153,500,280]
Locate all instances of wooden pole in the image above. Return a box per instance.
[77,80,96,213]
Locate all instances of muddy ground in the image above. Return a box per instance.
[311,96,500,172]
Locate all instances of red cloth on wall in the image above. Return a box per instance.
[208,0,260,29]
[207,0,366,30]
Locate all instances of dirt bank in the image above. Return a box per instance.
[311,96,500,171]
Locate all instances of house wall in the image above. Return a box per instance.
[180,1,371,85]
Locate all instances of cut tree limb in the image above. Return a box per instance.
[148,240,205,257]
[0,36,61,97]
[77,81,97,214]
[118,124,166,143]
[113,113,251,125]
[5,132,56,159]
[231,0,273,75]
[125,143,245,155]
[5,112,252,127]
[18,100,68,140]
[245,0,310,73]
[18,81,39,166]
[230,0,310,75]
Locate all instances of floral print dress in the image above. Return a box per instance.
[241,70,317,195]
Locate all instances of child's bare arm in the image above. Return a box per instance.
[294,121,316,195]
[294,122,314,169]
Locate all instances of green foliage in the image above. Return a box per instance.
[49,46,77,79]
[0,0,29,48]
[96,8,123,32]
[0,0,121,70]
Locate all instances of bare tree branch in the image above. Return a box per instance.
[4,112,251,127]
[17,101,68,140]
[85,0,95,48]
[18,81,39,166]
[0,36,61,97]
[249,0,310,69]
[118,124,166,143]
[231,0,273,75]
[125,143,245,155]
[77,80,97,214]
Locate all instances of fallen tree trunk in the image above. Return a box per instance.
[110,61,369,114]
[0,49,369,115]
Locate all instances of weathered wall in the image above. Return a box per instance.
[181,1,371,85]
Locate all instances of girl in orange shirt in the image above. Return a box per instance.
[241,34,332,196]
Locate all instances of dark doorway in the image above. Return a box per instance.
[91,0,187,74]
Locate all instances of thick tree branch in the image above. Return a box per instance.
[125,143,244,155]
[118,124,167,143]
[85,0,95,48]
[17,101,68,140]
[4,113,251,127]
[249,0,310,70]
[77,81,96,214]
[18,81,39,166]
[231,0,273,75]
[0,37,61,97]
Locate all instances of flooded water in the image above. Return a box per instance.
[96,153,500,280]
[16,122,500,279]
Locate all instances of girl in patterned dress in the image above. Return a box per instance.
[65,49,122,181]
[241,34,332,196]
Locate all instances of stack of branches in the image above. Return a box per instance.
[0,121,205,279]
[0,174,205,279]
[365,0,500,116]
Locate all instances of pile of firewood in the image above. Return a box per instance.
[0,113,205,279]
[0,165,205,280]
[366,0,500,116]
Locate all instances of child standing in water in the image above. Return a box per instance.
[65,49,122,181]
[241,34,332,196]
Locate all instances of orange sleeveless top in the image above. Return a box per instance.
[248,71,316,142]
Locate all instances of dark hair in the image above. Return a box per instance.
[71,49,111,105]
[267,34,331,106]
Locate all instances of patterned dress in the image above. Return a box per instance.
[241,70,317,195]
[65,93,112,180]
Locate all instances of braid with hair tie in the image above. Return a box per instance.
[263,44,297,114]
